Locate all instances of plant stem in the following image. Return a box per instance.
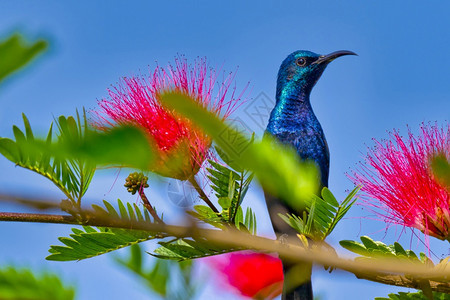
[0,211,449,293]
[354,272,450,294]
[138,189,164,224]
[188,176,219,213]
[0,212,77,224]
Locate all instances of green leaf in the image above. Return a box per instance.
[0,110,96,203]
[41,119,154,171]
[321,187,339,207]
[187,205,223,229]
[207,160,240,200]
[204,157,254,229]
[218,197,231,209]
[375,290,449,300]
[360,236,380,251]
[1,110,158,204]
[55,110,96,201]
[115,245,199,300]
[280,187,358,240]
[153,238,241,261]
[66,125,155,169]
[126,244,143,273]
[339,240,370,256]
[305,201,316,235]
[244,207,257,235]
[193,205,219,219]
[160,92,319,211]
[340,237,433,264]
[215,145,244,172]
[0,266,75,300]
[0,33,48,82]
[320,187,358,238]
[393,242,408,257]
[0,138,19,161]
[46,200,159,261]
[278,213,305,234]
[234,206,244,228]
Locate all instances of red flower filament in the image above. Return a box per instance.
[93,56,247,180]
[349,124,450,240]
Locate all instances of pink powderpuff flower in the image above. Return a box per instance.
[210,251,284,299]
[92,56,247,180]
[349,123,450,241]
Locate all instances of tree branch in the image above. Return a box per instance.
[0,212,77,224]
[0,210,449,294]
[354,272,450,294]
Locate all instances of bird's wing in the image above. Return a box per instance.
[276,129,330,188]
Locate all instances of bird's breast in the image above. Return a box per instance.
[271,127,326,157]
[267,124,330,187]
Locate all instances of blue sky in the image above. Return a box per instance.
[0,1,449,299]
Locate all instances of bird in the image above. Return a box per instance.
[264,50,356,300]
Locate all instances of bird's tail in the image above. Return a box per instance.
[281,261,313,300]
[264,191,314,300]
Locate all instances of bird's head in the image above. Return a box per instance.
[276,50,356,100]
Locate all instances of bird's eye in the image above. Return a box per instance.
[296,57,306,66]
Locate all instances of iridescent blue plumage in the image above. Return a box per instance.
[264,50,356,300]
[267,50,333,188]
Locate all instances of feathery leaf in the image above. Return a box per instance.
[375,290,448,300]
[0,112,95,202]
[153,238,242,261]
[279,187,358,240]
[340,236,433,263]
[0,33,48,82]
[0,266,75,300]
[47,199,159,261]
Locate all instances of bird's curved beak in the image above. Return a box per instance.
[313,50,357,65]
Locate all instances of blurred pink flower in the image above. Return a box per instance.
[210,251,283,299]
[349,123,449,241]
[93,55,247,180]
